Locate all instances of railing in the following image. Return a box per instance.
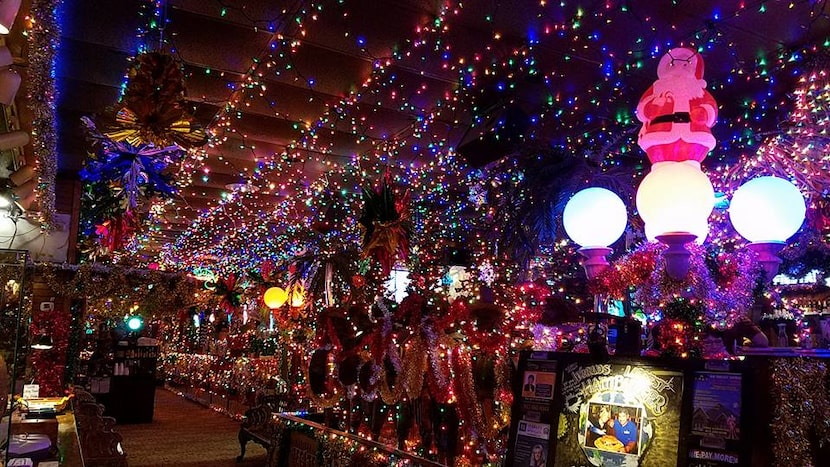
[274,413,447,467]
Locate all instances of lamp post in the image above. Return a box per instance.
[636,161,715,280]
[563,187,628,318]
[729,176,806,282]
[634,47,718,281]
[563,187,628,280]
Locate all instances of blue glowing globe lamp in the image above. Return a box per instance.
[563,187,628,279]
[729,176,806,282]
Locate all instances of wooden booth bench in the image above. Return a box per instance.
[237,395,284,462]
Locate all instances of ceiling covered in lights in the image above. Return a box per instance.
[53,0,830,267]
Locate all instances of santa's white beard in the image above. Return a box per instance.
[651,77,706,112]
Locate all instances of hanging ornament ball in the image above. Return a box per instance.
[263,286,288,309]
[352,274,366,288]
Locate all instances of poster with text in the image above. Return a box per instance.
[521,357,558,400]
[512,420,552,467]
[515,357,558,428]
[688,372,742,466]
[554,360,684,467]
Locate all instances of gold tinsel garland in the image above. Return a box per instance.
[453,347,498,441]
[34,263,198,317]
[769,358,830,467]
[304,351,343,410]
[26,0,60,229]
[403,336,428,401]
[379,336,428,405]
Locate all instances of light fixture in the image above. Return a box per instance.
[0,187,23,217]
[0,0,21,35]
[8,160,35,210]
[263,284,305,309]
[655,233,698,280]
[126,315,144,332]
[0,44,22,105]
[225,181,259,193]
[31,334,53,350]
[263,286,288,309]
[636,162,715,240]
[0,67,20,105]
[563,187,628,280]
[729,176,806,281]
[636,161,715,280]
[288,284,306,308]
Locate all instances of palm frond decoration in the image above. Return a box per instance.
[291,248,363,305]
[358,178,412,275]
[102,51,207,149]
[486,143,638,268]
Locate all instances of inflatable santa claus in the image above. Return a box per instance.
[636,47,717,164]
[635,48,716,246]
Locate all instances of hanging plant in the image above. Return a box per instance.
[484,143,637,268]
[102,51,206,149]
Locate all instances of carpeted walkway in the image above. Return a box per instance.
[115,388,267,467]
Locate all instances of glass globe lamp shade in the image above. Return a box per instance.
[263,286,288,309]
[563,187,628,248]
[0,0,21,35]
[729,176,806,243]
[636,162,714,239]
[288,284,306,308]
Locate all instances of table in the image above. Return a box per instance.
[11,413,59,446]
[7,410,83,467]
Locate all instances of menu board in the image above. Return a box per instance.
[688,372,742,466]
[554,360,685,467]
[510,354,557,467]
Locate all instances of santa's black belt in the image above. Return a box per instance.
[651,112,691,124]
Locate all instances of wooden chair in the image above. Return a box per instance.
[237,394,284,462]
[73,389,128,467]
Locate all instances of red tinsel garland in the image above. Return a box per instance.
[31,307,71,396]
[591,242,759,328]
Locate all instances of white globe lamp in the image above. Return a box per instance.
[636,162,715,238]
[563,187,628,279]
[636,161,715,280]
[729,176,806,281]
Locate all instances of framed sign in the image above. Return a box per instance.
[687,371,742,466]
